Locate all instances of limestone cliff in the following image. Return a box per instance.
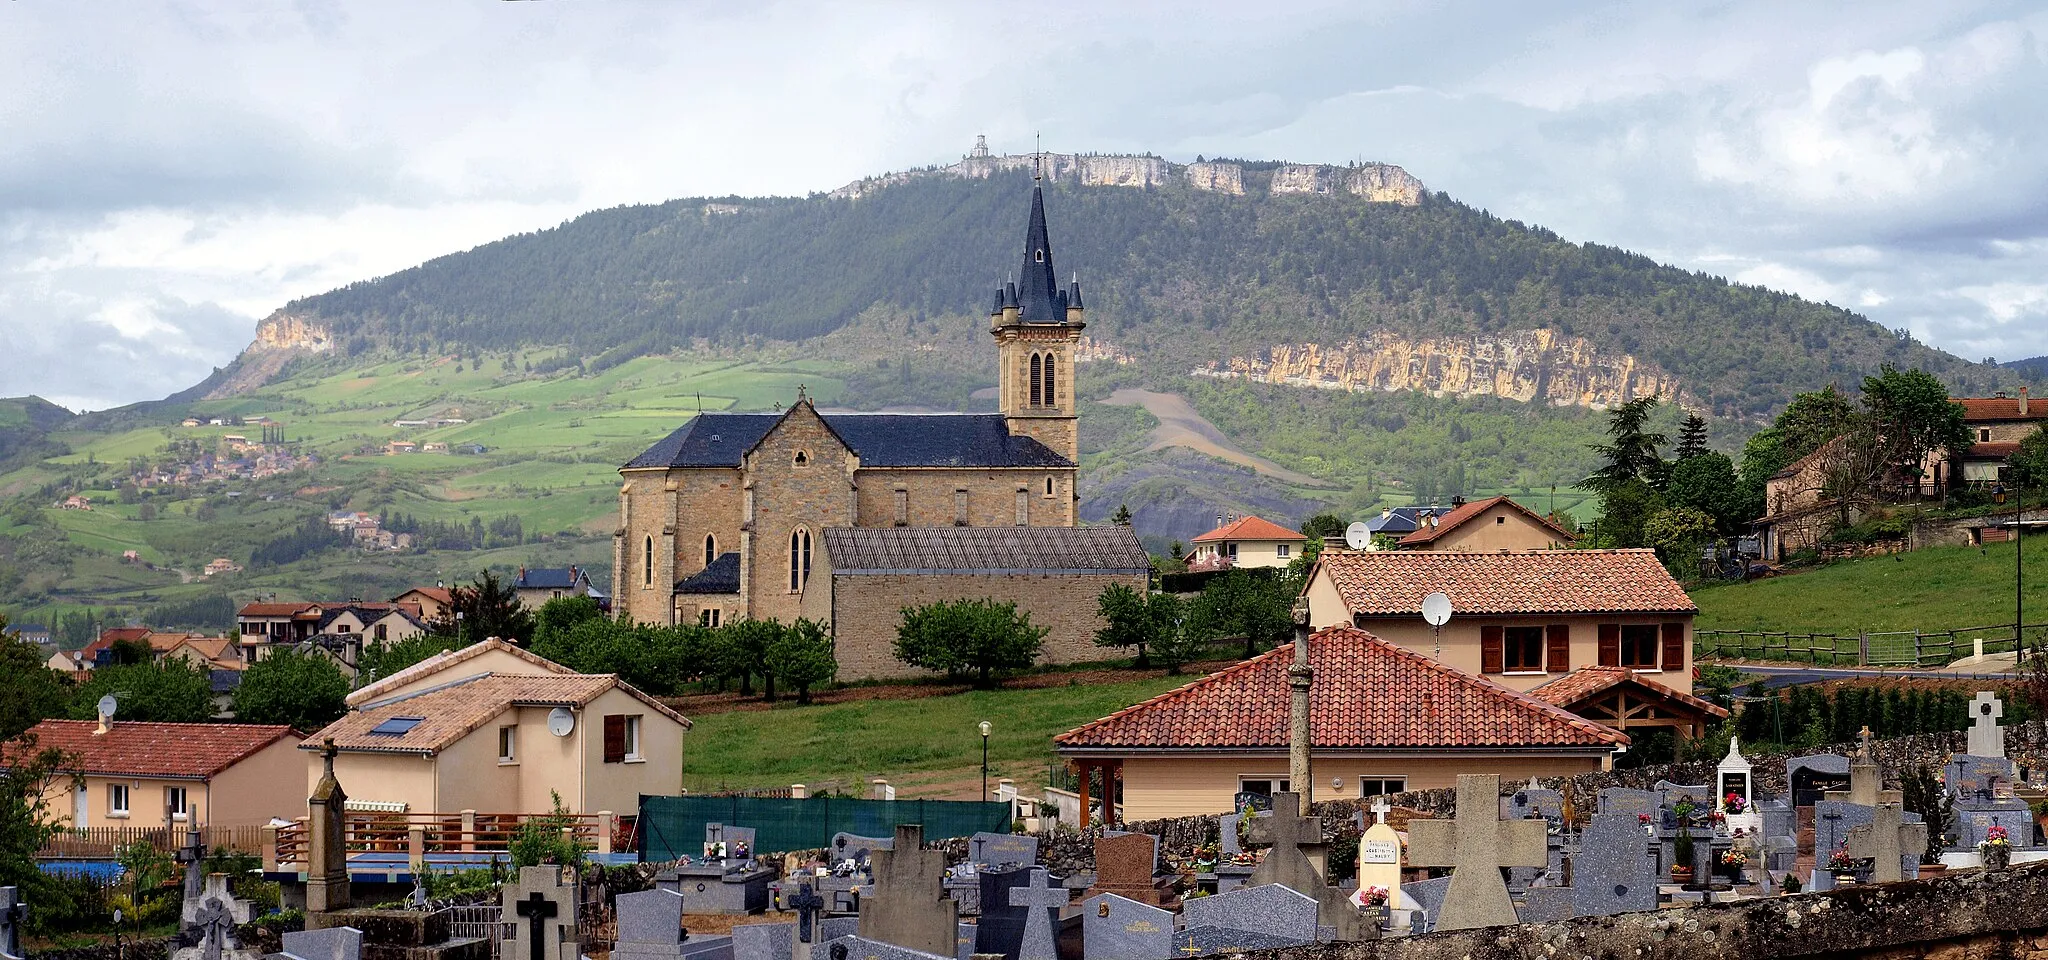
[1184,162,1245,195]
[1268,163,1426,202]
[204,311,333,399]
[1193,329,1684,410]
[829,142,1419,204]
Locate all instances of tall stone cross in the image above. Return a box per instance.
[1969,691,2006,758]
[505,866,576,960]
[0,886,26,960]
[1248,792,1371,941]
[789,883,826,943]
[1827,753,1901,807]
[306,738,351,914]
[515,892,558,960]
[1008,867,1069,960]
[1405,775,1547,932]
[1858,726,1874,759]
[1845,803,1927,884]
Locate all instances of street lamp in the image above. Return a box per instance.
[979,721,992,802]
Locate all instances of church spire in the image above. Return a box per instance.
[1015,184,1068,323]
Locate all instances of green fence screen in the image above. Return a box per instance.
[637,794,1013,861]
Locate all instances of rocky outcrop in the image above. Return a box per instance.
[204,311,332,399]
[1269,163,1425,203]
[1193,329,1684,410]
[1184,162,1245,195]
[829,143,1419,204]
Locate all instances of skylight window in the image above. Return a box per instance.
[369,716,425,736]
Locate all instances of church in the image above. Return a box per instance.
[615,183,1150,678]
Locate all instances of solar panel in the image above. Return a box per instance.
[368,716,425,736]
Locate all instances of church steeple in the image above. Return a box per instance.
[991,182,1084,465]
[1015,185,1069,323]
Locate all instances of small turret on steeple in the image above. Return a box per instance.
[1067,277,1084,322]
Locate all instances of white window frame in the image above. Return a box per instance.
[1237,776,1291,797]
[109,783,130,819]
[1275,544,1290,558]
[167,786,188,821]
[498,725,518,765]
[623,716,644,762]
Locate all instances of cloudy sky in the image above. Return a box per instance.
[5,1,2046,411]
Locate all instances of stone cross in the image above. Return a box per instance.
[856,824,956,957]
[306,738,351,914]
[505,866,577,960]
[515,892,558,960]
[177,814,207,910]
[0,886,26,960]
[194,895,235,960]
[1857,726,1874,759]
[1405,775,1548,932]
[1369,797,1391,826]
[789,883,826,943]
[1007,868,1068,960]
[1826,755,1901,807]
[1846,804,1927,884]
[1969,691,2006,758]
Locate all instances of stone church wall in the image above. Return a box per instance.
[744,406,856,625]
[617,467,742,625]
[824,570,1146,680]
[853,469,1074,528]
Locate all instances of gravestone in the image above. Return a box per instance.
[306,739,351,914]
[1571,814,1657,918]
[190,883,240,960]
[1006,868,1067,960]
[1846,804,1928,884]
[1,887,26,960]
[1245,793,1369,940]
[1595,788,1659,818]
[1078,893,1171,960]
[967,834,1038,872]
[1810,802,1877,892]
[177,818,208,925]
[1504,785,1564,826]
[504,866,578,960]
[1786,755,1852,807]
[816,936,950,960]
[1514,886,1575,923]
[1969,691,2006,758]
[789,883,827,947]
[706,824,760,862]
[832,834,893,865]
[953,922,974,960]
[1405,775,1547,932]
[1825,752,1900,807]
[1400,877,1452,935]
[658,860,777,915]
[1181,884,1316,945]
[279,926,361,960]
[972,867,1036,959]
[1169,927,1301,957]
[819,918,860,943]
[614,889,689,960]
[856,825,957,957]
[1084,833,1174,907]
[1356,798,1404,912]
[733,923,794,960]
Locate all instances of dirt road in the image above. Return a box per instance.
[1102,388,1334,488]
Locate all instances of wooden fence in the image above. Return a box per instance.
[39,824,269,859]
[1695,622,2048,668]
[269,811,618,869]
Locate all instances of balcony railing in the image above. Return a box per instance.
[267,811,621,871]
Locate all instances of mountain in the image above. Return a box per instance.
[215,152,2024,421]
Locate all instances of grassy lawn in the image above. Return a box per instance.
[1692,535,2048,635]
[679,674,1194,796]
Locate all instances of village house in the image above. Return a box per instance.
[150,633,243,672]
[308,639,688,815]
[1753,436,1854,562]
[203,558,239,577]
[236,601,427,670]
[386,440,417,454]
[11,718,304,828]
[60,495,91,510]
[1053,625,1626,820]
[74,626,153,668]
[1395,495,1576,552]
[1922,390,2046,493]
[1186,514,1308,571]
[1301,548,1701,696]
[391,586,454,621]
[1529,665,1728,741]
[1364,505,1432,543]
[512,566,604,610]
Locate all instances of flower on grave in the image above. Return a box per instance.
[1356,885,1389,907]
[1826,844,1857,872]
[1981,825,2012,851]
[1723,792,1748,814]
[1720,849,1750,868]
[1709,810,1726,824]
[1638,813,1652,824]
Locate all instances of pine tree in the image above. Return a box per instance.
[1675,414,1709,460]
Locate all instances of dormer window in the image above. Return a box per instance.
[1035,249,1045,262]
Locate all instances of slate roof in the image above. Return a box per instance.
[1365,507,1432,536]
[625,412,1072,470]
[1055,626,1626,752]
[1013,184,1071,323]
[1396,496,1576,547]
[513,567,589,590]
[820,525,1149,573]
[10,720,297,779]
[1956,397,2046,423]
[1530,666,1729,720]
[1190,515,1307,544]
[1313,548,1697,616]
[309,673,688,754]
[676,552,742,594]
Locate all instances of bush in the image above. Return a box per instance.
[509,792,585,868]
[893,599,1046,688]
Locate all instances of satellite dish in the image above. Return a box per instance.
[97,695,119,718]
[547,707,576,737]
[1343,522,1370,550]
[1421,592,1453,627]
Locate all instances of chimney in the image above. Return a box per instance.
[2023,387,2031,417]
[95,706,112,736]
[1451,495,1467,508]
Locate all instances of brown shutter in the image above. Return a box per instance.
[603,715,626,764]
[1597,624,1620,666]
[1546,624,1570,673]
[1480,626,1504,674]
[1662,622,1687,672]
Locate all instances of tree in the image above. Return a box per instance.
[725,619,785,699]
[764,619,837,704]
[1862,365,1971,492]
[1109,504,1133,526]
[532,595,604,648]
[1299,512,1347,543]
[358,632,466,685]
[1643,506,1716,580]
[1144,592,1212,675]
[1585,396,1668,493]
[1674,414,1709,460]
[0,615,71,741]
[0,734,77,908]
[2010,426,2048,490]
[1193,569,1295,659]
[1664,452,1746,535]
[893,599,1046,688]
[1775,385,1859,462]
[442,570,535,645]
[1736,428,1789,522]
[68,661,214,723]
[1094,583,1156,667]
[232,650,349,730]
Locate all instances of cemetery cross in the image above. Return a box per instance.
[790,883,826,943]
[516,891,559,960]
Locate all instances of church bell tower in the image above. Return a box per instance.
[992,180,1085,463]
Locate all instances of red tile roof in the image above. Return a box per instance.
[395,587,453,606]
[1530,666,1729,720]
[11,720,298,779]
[316,671,690,753]
[1397,496,1576,547]
[1963,442,2022,459]
[237,602,324,619]
[344,638,576,707]
[1191,515,1309,544]
[1956,397,2045,423]
[1055,626,1625,751]
[1313,548,1696,617]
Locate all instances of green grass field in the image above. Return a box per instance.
[1692,535,2048,635]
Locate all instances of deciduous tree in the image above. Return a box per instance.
[764,619,837,704]
[232,650,349,730]
[0,616,70,741]
[1193,569,1295,659]
[68,661,213,723]
[893,599,1045,689]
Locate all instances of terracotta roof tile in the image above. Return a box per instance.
[1055,626,1625,751]
[314,672,689,753]
[1529,666,1729,720]
[237,602,324,618]
[344,638,576,707]
[1190,516,1308,544]
[1956,398,2046,423]
[396,587,453,606]
[1964,442,2022,458]
[1314,548,1696,617]
[10,720,298,779]
[1396,496,1576,547]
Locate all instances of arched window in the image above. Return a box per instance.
[1043,354,1057,405]
[643,535,654,586]
[704,534,717,566]
[789,527,813,592]
[1044,476,1055,496]
[1029,354,1042,407]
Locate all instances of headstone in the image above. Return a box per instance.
[1,887,26,960]
[1571,814,1657,918]
[817,936,950,960]
[1504,787,1564,826]
[789,884,827,944]
[1946,755,2021,801]
[1399,877,1452,935]
[953,922,974,960]
[819,919,860,944]
[1356,798,1404,912]
[1078,894,1171,960]
[306,739,351,914]
[1168,927,1302,957]
[1786,755,1852,807]
[857,824,957,957]
[832,834,893,865]
[1846,804,1928,884]
[1005,869,1066,960]
[504,866,579,960]
[1405,775,1547,932]
[279,927,361,960]
[966,834,1038,872]
[1084,834,1173,907]
[1245,793,1369,940]
[733,923,795,960]
[192,885,239,960]
[615,889,688,958]
[1181,884,1316,945]
[972,867,1035,959]
[177,818,208,925]
[1825,755,1900,807]
[1969,691,2007,758]
[1810,802,1877,891]
[1514,886,1575,923]
[1595,788,1659,818]
[658,862,778,915]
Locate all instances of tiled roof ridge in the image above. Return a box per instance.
[1190,515,1307,544]
[21,720,297,778]
[1531,665,1729,719]
[1328,627,1628,746]
[1398,496,1575,546]
[1053,644,1286,745]
[344,638,576,707]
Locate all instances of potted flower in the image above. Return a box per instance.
[1351,884,1391,925]
[1192,841,1219,872]
[1671,800,1698,886]
[1723,793,1748,815]
[1827,844,1858,884]
[1980,825,2013,871]
[1719,847,1750,881]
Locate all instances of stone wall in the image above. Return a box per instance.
[823,570,1146,680]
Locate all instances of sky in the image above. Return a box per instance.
[5,1,2047,412]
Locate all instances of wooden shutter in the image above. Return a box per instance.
[603,715,626,764]
[1545,624,1570,673]
[1597,624,1620,666]
[1661,622,1687,672]
[1479,626,1504,674]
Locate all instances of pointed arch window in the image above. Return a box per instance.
[789,527,813,592]
[643,535,654,587]
[703,534,717,566]
[1043,354,1057,405]
[1029,354,1043,407]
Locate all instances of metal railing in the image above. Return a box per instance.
[268,811,619,870]
[1695,623,2048,668]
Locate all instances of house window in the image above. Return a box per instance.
[789,528,812,591]
[954,489,969,526]
[1030,354,1043,406]
[1238,777,1291,797]
[1226,543,1238,561]
[498,726,517,764]
[1981,428,1993,442]
[1359,777,1407,798]
[1620,624,1660,669]
[704,534,717,566]
[374,623,387,641]
[1043,355,1057,405]
[1496,516,1506,524]
[700,608,722,628]
[643,536,654,587]
[894,489,909,526]
[109,783,129,819]
[1503,626,1545,672]
[603,714,644,762]
[1276,544,1290,558]
[166,786,188,821]
[336,624,351,634]
[1015,490,1029,526]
